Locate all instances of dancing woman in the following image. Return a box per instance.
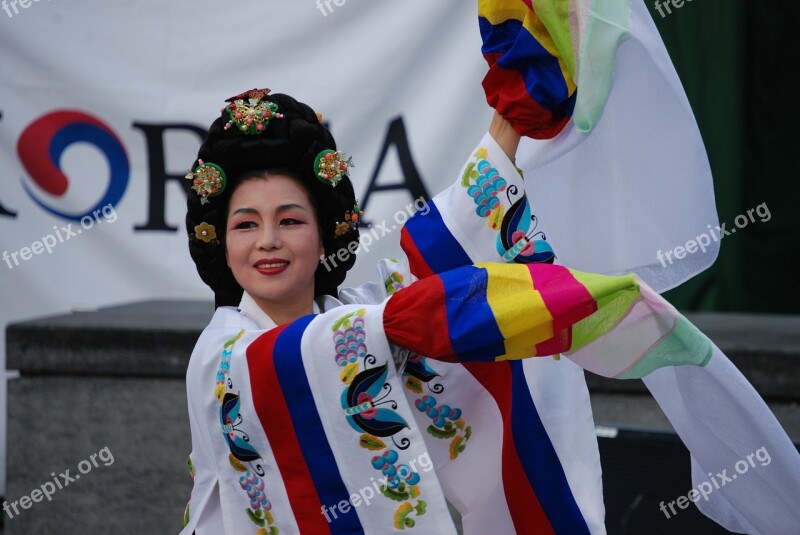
[180,3,800,533]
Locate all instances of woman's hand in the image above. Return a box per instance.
[488,111,521,164]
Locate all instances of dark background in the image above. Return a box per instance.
[650,0,800,313]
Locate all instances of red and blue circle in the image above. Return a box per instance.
[17,110,129,221]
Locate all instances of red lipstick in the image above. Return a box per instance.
[253,258,289,276]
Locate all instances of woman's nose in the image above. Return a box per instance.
[256,225,281,250]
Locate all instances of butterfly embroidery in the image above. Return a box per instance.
[342,364,410,437]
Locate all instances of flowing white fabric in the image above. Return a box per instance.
[643,344,800,534]
[515,0,800,533]
[518,0,719,293]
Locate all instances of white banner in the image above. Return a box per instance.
[0,0,490,494]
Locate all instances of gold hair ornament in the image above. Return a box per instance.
[185,160,226,205]
[222,88,283,135]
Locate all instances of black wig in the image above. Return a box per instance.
[185,92,360,308]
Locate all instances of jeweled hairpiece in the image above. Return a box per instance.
[185,160,226,205]
[223,88,283,135]
[315,149,354,188]
[334,202,364,237]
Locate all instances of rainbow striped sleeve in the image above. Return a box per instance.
[383,262,712,378]
[479,0,576,138]
[478,0,630,137]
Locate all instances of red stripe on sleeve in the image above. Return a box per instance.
[383,274,456,361]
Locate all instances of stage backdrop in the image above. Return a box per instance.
[0,0,490,495]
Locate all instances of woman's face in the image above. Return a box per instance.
[225,175,323,316]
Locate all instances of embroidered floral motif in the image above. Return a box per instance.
[371,449,421,496]
[415,396,461,431]
[333,312,367,383]
[214,330,280,534]
[384,271,405,295]
[462,159,508,221]
[215,333,236,401]
[402,351,473,460]
[461,147,555,264]
[332,309,427,530]
[394,501,428,530]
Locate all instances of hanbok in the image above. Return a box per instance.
[181,131,799,534]
[181,1,800,533]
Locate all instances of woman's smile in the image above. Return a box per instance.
[254,258,290,275]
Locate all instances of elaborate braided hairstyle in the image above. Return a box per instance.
[186,89,360,308]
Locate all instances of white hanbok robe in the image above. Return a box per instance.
[181,132,800,535]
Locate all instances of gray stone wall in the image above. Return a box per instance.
[5,376,190,534]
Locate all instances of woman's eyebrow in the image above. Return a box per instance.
[230,204,308,217]
[276,203,309,213]
[230,207,258,216]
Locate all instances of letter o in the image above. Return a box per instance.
[78,460,93,474]
[734,214,748,228]
[735,460,749,474]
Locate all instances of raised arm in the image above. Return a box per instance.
[399,119,554,280]
[488,111,521,164]
[381,261,712,380]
